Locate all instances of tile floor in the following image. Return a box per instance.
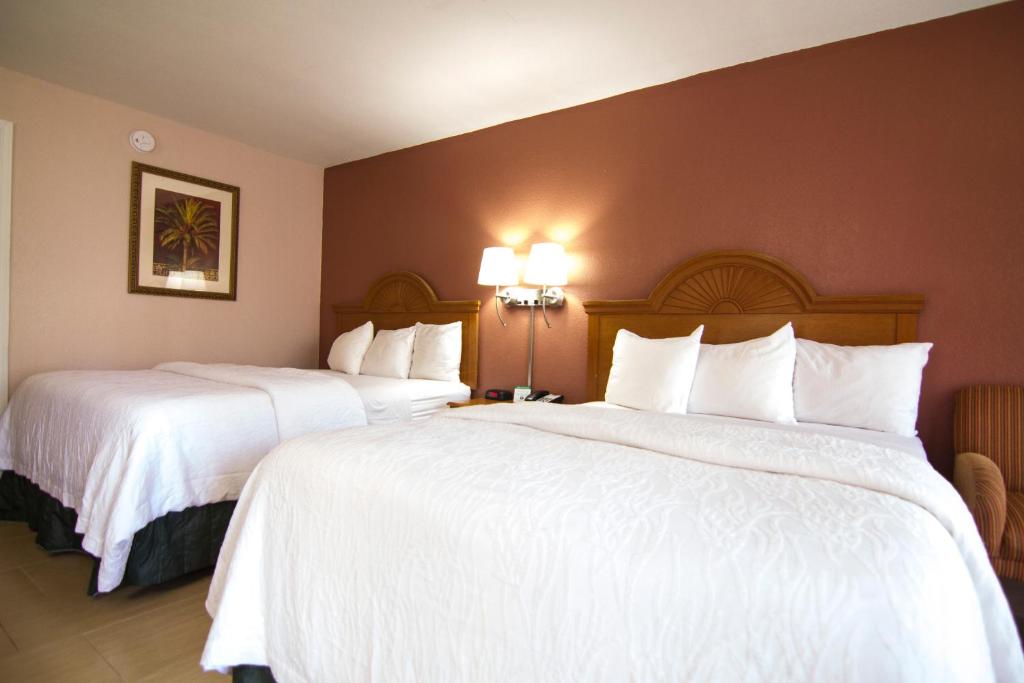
[0,520,226,682]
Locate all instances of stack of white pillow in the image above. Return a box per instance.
[326,321,463,383]
[605,322,933,437]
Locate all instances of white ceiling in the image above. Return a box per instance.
[0,0,998,167]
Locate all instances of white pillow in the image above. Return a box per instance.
[604,326,704,413]
[359,326,417,379]
[325,321,374,375]
[794,339,932,436]
[688,323,797,424]
[410,321,462,382]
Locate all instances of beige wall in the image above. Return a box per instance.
[0,67,324,391]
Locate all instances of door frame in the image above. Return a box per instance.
[0,119,12,411]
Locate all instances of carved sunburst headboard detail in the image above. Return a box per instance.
[645,251,821,315]
[661,265,803,314]
[365,277,432,313]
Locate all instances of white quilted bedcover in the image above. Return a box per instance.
[202,403,1024,682]
[0,363,367,592]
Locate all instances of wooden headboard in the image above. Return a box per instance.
[583,250,924,402]
[332,272,480,388]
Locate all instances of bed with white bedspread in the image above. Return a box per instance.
[0,364,467,594]
[0,363,373,592]
[203,403,1023,681]
[203,252,1024,681]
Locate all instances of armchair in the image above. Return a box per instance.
[953,385,1024,580]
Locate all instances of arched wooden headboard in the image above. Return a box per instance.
[332,272,480,388]
[582,250,924,402]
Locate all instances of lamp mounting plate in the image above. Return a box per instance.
[498,286,564,308]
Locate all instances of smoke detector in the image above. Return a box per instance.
[129,130,156,153]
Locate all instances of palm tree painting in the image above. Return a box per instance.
[130,162,239,300]
[152,189,221,277]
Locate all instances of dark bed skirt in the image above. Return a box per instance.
[232,665,278,682]
[0,470,237,595]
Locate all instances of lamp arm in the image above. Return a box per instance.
[494,286,508,327]
[540,285,552,328]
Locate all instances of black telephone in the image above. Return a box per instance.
[525,390,565,403]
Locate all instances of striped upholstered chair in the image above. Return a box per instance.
[953,385,1024,580]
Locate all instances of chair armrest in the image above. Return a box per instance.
[954,451,1006,557]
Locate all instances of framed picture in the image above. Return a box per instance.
[128,162,239,300]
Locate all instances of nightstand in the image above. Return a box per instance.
[447,397,507,409]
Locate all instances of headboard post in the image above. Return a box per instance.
[583,250,924,402]
[332,272,480,388]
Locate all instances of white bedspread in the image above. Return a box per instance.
[202,403,1023,682]
[0,364,367,592]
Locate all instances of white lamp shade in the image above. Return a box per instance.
[478,247,519,286]
[524,243,568,286]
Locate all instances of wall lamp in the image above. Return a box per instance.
[478,242,568,389]
[477,244,567,326]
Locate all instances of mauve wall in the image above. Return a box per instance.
[322,2,1024,477]
[1,67,324,390]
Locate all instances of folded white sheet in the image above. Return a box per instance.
[156,362,367,439]
[335,373,469,422]
[203,403,1022,681]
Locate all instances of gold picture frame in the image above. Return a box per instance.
[128,162,239,300]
